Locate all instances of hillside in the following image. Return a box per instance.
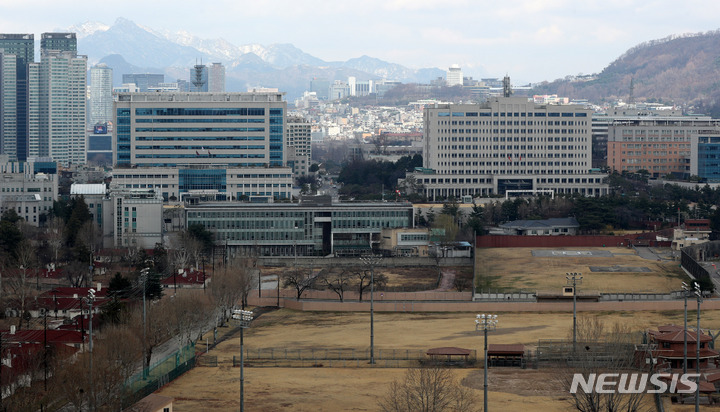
[532,30,720,114]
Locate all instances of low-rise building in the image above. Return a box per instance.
[0,155,58,225]
[493,217,580,236]
[185,196,414,256]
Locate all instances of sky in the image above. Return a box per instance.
[2,0,720,84]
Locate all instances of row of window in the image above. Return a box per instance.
[436,111,588,118]
[132,108,268,116]
[134,127,266,132]
[135,118,265,123]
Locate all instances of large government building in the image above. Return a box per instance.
[405,95,609,200]
[111,92,294,203]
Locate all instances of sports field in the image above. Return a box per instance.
[476,247,685,293]
[158,309,720,411]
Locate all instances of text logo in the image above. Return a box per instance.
[570,373,700,394]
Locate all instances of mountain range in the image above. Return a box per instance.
[69,18,445,99]
[532,30,720,115]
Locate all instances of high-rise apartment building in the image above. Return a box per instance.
[89,63,113,126]
[0,34,34,161]
[446,64,463,87]
[28,33,87,166]
[406,96,609,199]
[40,33,77,55]
[208,63,225,92]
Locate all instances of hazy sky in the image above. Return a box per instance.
[2,0,719,83]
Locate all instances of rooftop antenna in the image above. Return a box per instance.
[503,75,512,98]
[192,58,206,90]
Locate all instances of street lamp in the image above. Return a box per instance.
[566,272,583,350]
[232,309,254,412]
[476,313,498,412]
[360,255,382,365]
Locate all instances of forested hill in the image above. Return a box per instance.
[532,30,720,116]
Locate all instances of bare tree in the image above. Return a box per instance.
[63,260,88,288]
[378,366,479,412]
[8,239,38,328]
[210,257,253,325]
[283,267,317,300]
[555,316,653,412]
[131,299,172,373]
[166,292,212,351]
[355,267,388,302]
[46,217,65,264]
[320,267,352,302]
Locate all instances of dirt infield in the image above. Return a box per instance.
[476,247,685,293]
[157,309,720,411]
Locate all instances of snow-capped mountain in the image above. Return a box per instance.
[67,21,110,38]
[72,18,444,98]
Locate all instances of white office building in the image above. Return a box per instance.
[446,64,463,87]
[405,96,609,200]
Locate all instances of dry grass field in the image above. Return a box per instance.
[160,309,720,411]
[476,247,685,293]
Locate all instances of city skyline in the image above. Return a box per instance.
[1,0,720,84]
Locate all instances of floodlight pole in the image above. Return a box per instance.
[86,288,96,411]
[682,282,689,375]
[566,272,582,351]
[476,314,497,412]
[360,255,382,365]
[694,282,702,412]
[233,310,254,412]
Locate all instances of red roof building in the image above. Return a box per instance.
[646,325,719,371]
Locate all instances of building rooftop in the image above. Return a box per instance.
[70,183,106,195]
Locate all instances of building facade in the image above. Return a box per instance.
[287,116,312,178]
[0,34,34,161]
[208,63,225,93]
[690,128,720,182]
[0,155,58,226]
[88,63,113,126]
[28,33,87,167]
[113,92,287,168]
[607,116,717,178]
[121,74,164,92]
[185,198,414,256]
[111,166,292,203]
[446,65,462,87]
[409,96,609,199]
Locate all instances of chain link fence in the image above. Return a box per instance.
[229,347,477,368]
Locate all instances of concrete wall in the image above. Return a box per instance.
[248,293,720,312]
[476,235,671,248]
